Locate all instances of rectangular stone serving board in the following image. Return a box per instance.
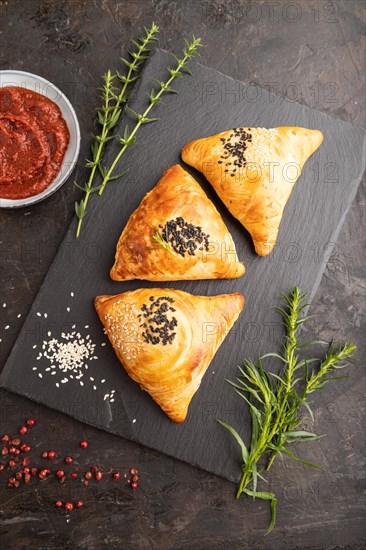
[1,49,365,482]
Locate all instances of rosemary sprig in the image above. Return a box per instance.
[97,35,203,197]
[148,226,174,255]
[75,23,159,237]
[218,287,356,534]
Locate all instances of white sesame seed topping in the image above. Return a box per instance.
[84,325,89,329]
[93,385,97,390]
[66,307,70,312]
[37,312,41,317]
[5,325,10,330]
[71,292,74,297]
[17,314,22,318]
[47,331,51,337]
[132,419,136,423]
[3,303,6,308]
[101,379,106,383]
[44,313,48,318]
[38,373,43,378]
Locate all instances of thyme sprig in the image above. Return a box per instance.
[218,287,356,534]
[97,35,203,197]
[148,226,174,255]
[75,23,159,237]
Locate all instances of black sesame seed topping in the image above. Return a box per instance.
[219,127,253,173]
[141,296,177,346]
[160,217,210,257]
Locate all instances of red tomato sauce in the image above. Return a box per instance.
[0,86,70,199]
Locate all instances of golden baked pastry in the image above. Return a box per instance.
[182,127,323,256]
[110,164,245,281]
[95,288,244,422]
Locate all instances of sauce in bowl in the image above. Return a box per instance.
[0,86,70,199]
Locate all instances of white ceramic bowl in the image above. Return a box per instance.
[0,70,81,208]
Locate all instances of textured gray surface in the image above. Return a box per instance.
[0,1,365,549]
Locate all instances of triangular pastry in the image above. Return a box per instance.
[95,288,244,422]
[182,127,323,256]
[110,164,245,280]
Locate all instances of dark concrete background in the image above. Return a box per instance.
[0,1,365,549]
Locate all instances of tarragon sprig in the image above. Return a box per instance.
[97,35,203,197]
[75,23,159,237]
[218,287,356,534]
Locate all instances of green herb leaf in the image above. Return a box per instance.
[217,420,249,465]
[219,287,356,533]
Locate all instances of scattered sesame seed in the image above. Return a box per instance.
[84,325,89,329]
[66,307,70,312]
[132,419,137,424]
[71,292,74,297]
[47,331,51,337]
[44,313,48,318]
[37,312,41,317]
[2,303,6,308]
[101,343,107,347]
[101,379,106,383]
[110,399,115,403]
[38,373,43,378]
[56,383,59,387]
[5,325,10,330]
[32,345,37,349]
[93,385,97,390]
[17,314,21,318]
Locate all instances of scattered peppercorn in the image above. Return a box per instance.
[84,471,92,480]
[64,456,73,464]
[113,472,121,480]
[80,440,88,449]
[42,451,48,459]
[19,426,28,435]
[95,471,102,481]
[48,451,56,459]
[131,481,138,490]
[9,460,16,468]
[75,500,83,508]
[55,500,63,507]
[71,473,78,479]
[22,457,30,466]
[65,502,74,512]
[2,435,10,443]
[130,468,138,475]
[11,438,21,446]
[56,470,64,478]
[26,418,35,426]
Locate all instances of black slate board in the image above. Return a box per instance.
[1,49,365,483]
